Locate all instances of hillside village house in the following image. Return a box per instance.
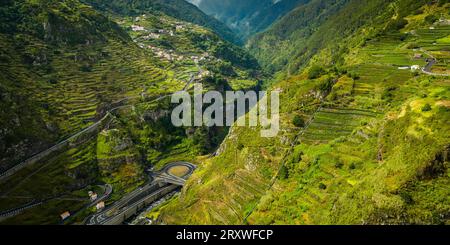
[60,211,71,220]
[90,193,98,201]
[96,202,105,211]
[145,33,160,39]
[438,18,450,25]
[411,65,421,71]
[131,25,146,31]
[176,25,184,31]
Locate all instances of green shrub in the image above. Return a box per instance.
[388,18,408,31]
[80,64,92,72]
[348,72,360,80]
[382,85,397,101]
[406,42,420,49]
[279,165,289,180]
[335,161,344,169]
[399,192,414,205]
[318,77,335,93]
[421,103,432,112]
[414,9,424,15]
[425,15,438,24]
[237,142,245,151]
[308,65,325,79]
[291,148,303,163]
[319,183,327,190]
[48,78,58,84]
[293,115,305,127]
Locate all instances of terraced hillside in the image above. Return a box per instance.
[299,107,381,145]
[0,0,174,172]
[82,0,239,44]
[248,0,442,74]
[157,1,450,225]
[0,0,262,224]
[113,12,260,89]
[247,4,450,225]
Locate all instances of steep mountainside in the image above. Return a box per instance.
[248,0,442,75]
[158,0,450,225]
[0,0,261,224]
[0,0,167,223]
[188,0,309,40]
[0,0,145,172]
[81,0,239,44]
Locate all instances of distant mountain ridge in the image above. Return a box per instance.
[188,0,309,40]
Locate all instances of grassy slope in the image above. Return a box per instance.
[158,1,450,225]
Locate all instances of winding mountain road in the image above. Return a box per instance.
[0,67,201,223]
[420,49,450,77]
[86,162,196,225]
[0,68,201,183]
[0,184,112,222]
